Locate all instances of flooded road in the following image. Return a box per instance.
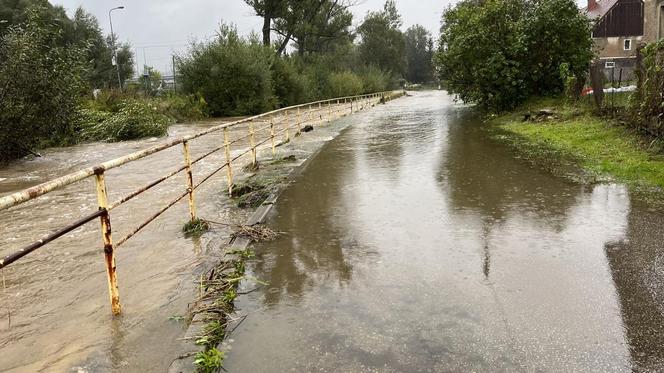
[226,91,664,372]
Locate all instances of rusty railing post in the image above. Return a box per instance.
[94,170,121,315]
[296,107,302,133]
[182,140,197,222]
[327,101,332,122]
[318,102,322,125]
[270,116,276,157]
[249,119,257,166]
[284,110,291,141]
[223,127,233,195]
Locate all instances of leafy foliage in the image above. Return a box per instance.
[80,99,172,142]
[177,24,276,116]
[193,348,224,373]
[357,0,406,76]
[404,25,434,84]
[0,6,87,162]
[327,71,364,97]
[631,40,664,138]
[435,0,594,111]
[0,1,134,90]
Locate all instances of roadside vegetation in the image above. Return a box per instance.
[0,0,435,164]
[436,0,664,197]
[490,96,664,193]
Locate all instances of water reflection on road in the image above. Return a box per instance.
[225,91,664,372]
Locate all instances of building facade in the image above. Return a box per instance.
[586,0,664,80]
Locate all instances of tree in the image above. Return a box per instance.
[177,24,275,116]
[290,0,354,55]
[435,0,593,110]
[357,0,406,76]
[243,0,288,46]
[0,1,134,90]
[404,25,434,84]
[0,6,86,162]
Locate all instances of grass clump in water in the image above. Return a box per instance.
[193,347,224,373]
[183,218,210,237]
[491,96,664,193]
[230,175,284,208]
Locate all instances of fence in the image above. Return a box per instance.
[0,91,404,315]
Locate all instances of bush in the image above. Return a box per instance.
[153,94,209,123]
[177,24,275,116]
[271,57,312,107]
[436,0,593,111]
[326,71,364,98]
[631,40,664,137]
[358,66,391,93]
[0,6,86,162]
[81,99,172,141]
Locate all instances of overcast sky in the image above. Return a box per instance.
[47,0,446,75]
[47,0,585,75]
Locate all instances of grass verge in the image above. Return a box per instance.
[489,96,664,199]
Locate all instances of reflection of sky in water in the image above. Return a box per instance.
[227,91,647,372]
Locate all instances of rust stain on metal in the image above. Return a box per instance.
[95,172,121,315]
[182,140,197,222]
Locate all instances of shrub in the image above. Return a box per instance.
[327,71,364,98]
[177,24,275,116]
[0,6,86,162]
[631,40,664,137]
[81,99,172,141]
[435,0,593,111]
[153,94,209,123]
[271,57,312,107]
[358,66,391,93]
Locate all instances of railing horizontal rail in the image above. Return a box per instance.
[0,90,405,314]
[0,209,105,269]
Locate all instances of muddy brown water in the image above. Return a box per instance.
[225,91,664,372]
[0,105,349,372]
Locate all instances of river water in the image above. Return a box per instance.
[0,104,347,372]
[225,91,664,372]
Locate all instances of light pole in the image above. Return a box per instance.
[109,6,125,91]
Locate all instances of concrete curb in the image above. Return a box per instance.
[168,92,406,373]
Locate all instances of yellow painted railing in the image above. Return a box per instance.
[0,90,405,315]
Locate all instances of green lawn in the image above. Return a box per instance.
[492,97,664,194]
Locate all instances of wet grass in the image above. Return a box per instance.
[490,96,664,197]
[230,174,285,208]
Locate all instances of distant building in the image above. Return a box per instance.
[584,0,664,80]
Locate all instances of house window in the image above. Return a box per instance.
[624,39,632,50]
[605,61,616,69]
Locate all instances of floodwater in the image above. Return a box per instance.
[226,91,664,372]
[0,104,348,372]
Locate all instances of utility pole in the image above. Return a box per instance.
[109,6,125,91]
[172,55,177,94]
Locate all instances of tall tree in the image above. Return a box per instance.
[0,1,134,89]
[289,0,354,55]
[243,0,288,46]
[435,0,593,110]
[0,6,86,161]
[357,0,406,76]
[404,25,434,83]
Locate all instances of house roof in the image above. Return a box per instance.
[583,0,619,18]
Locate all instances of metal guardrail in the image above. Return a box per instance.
[0,90,405,315]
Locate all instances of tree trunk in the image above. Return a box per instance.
[262,15,271,46]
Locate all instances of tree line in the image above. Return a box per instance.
[176,0,436,116]
[0,0,435,163]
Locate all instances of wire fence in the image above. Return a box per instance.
[0,90,405,315]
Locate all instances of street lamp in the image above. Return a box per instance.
[109,6,125,91]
